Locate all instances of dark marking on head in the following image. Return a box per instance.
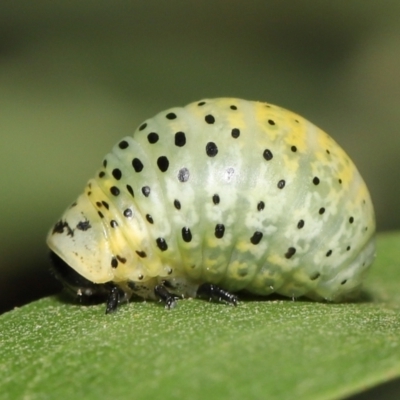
[178,168,190,182]
[175,131,186,147]
[182,227,192,242]
[132,158,144,172]
[212,194,220,204]
[136,250,147,258]
[52,220,74,236]
[231,128,240,138]
[126,185,134,197]
[174,199,181,210]
[166,112,177,120]
[205,114,215,124]
[250,231,263,245]
[157,156,169,172]
[206,142,218,157]
[139,122,147,131]
[142,186,150,197]
[123,209,133,218]
[215,224,225,239]
[111,257,118,268]
[147,132,159,144]
[119,140,129,149]
[76,220,91,231]
[257,201,265,211]
[116,255,127,264]
[156,238,168,251]
[285,247,296,259]
[110,186,120,196]
[263,149,273,161]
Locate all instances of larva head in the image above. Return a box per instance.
[47,189,114,284]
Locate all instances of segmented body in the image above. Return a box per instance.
[47,98,375,306]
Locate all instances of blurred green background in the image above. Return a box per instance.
[0,1,399,316]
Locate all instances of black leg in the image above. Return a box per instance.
[197,283,238,306]
[154,284,180,309]
[105,286,120,314]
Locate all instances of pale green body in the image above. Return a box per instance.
[47,98,376,302]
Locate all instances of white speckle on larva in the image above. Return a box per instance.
[47,98,376,312]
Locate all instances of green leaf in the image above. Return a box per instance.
[1,232,400,400]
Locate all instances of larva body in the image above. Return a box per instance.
[47,98,375,312]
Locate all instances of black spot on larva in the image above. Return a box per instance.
[102,160,107,169]
[215,224,225,239]
[291,145,297,152]
[126,185,134,197]
[250,231,263,245]
[166,112,176,120]
[285,247,296,259]
[205,114,215,124]
[112,168,122,180]
[175,131,186,147]
[157,156,169,172]
[76,220,91,231]
[341,279,347,285]
[111,257,118,268]
[70,202,77,208]
[182,227,192,242]
[313,177,320,185]
[96,201,102,208]
[142,186,150,197]
[326,250,332,257]
[156,238,168,251]
[110,220,118,228]
[294,119,299,123]
[117,255,127,264]
[87,191,92,196]
[119,140,129,149]
[326,149,330,155]
[146,214,154,224]
[319,207,325,215]
[139,123,147,131]
[347,246,351,251]
[102,201,109,210]
[231,128,240,138]
[136,250,147,258]
[297,219,305,229]
[206,142,218,157]
[263,149,273,161]
[123,209,132,218]
[277,180,286,189]
[338,178,342,184]
[174,199,181,210]
[98,171,105,178]
[257,201,265,211]
[178,168,190,182]
[349,216,354,224]
[310,272,320,281]
[198,101,206,106]
[268,119,275,126]
[147,132,159,144]
[132,158,144,172]
[110,186,120,196]
[212,194,220,204]
[52,220,74,236]
[230,105,237,110]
